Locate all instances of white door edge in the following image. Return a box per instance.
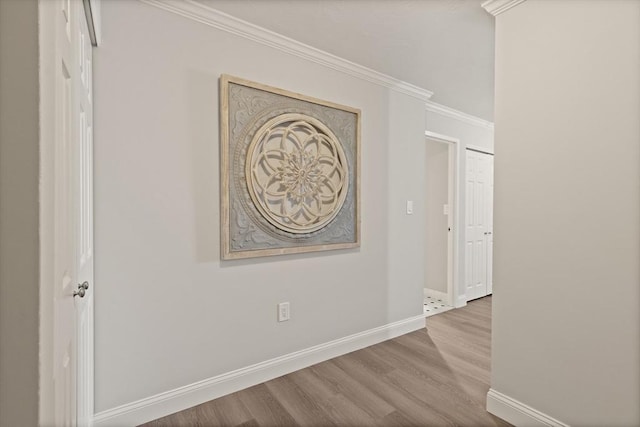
[38,1,58,423]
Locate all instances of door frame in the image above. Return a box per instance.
[39,1,58,423]
[425,131,461,308]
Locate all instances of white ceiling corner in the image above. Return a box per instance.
[141,0,434,101]
[481,0,527,16]
[144,0,495,122]
[426,101,494,130]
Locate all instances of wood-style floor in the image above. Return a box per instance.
[142,296,510,427]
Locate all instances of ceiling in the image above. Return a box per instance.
[197,0,495,121]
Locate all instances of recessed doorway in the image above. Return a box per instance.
[424,131,459,316]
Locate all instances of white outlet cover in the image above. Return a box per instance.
[278,302,290,322]
[406,200,414,215]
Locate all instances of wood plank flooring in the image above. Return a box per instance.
[142,296,510,427]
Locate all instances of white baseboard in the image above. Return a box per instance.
[92,314,426,427]
[454,293,467,308]
[487,389,569,427]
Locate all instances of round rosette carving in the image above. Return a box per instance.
[245,113,349,234]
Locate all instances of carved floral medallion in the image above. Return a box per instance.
[246,114,349,234]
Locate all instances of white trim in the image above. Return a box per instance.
[487,389,570,427]
[139,0,434,102]
[92,314,426,426]
[481,0,528,16]
[424,130,459,145]
[425,100,494,130]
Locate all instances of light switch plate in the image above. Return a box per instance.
[406,200,414,215]
[443,204,449,215]
[278,302,290,322]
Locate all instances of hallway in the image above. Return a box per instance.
[144,297,509,426]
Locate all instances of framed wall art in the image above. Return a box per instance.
[220,75,361,260]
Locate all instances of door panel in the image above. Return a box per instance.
[52,0,94,425]
[465,150,493,301]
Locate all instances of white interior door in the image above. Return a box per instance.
[465,149,493,301]
[52,0,94,425]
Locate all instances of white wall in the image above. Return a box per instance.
[491,1,640,425]
[94,0,425,416]
[0,1,40,425]
[387,91,429,320]
[426,107,494,305]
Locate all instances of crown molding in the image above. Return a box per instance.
[481,0,527,16]
[425,100,494,130]
[139,0,434,101]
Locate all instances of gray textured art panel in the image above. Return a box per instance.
[221,76,360,259]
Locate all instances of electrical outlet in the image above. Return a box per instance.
[406,200,414,215]
[278,302,290,322]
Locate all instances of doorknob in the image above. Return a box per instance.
[73,281,89,298]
